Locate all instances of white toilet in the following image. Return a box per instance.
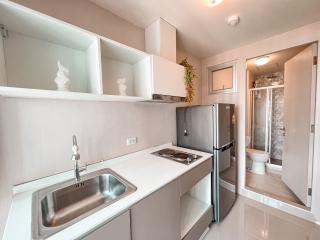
[246,148,270,175]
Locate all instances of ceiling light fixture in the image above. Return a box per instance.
[208,0,224,7]
[255,56,270,66]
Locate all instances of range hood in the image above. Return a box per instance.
[151,94,186,103]
[144,19,186,103]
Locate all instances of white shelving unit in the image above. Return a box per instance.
[180,173,212,239]
[180,193,211,239]
[0,1,101,94]
[100,38,152,98]
[0,1,186,102]
[0,87,149,102]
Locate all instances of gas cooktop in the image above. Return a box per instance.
[152,148,202,165]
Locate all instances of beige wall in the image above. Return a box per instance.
[11,0,145,51]
[0,1,162,237]
[0,97,177,238]
[202,21,320,222]
[0,99,176,185]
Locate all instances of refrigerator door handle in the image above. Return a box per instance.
[214,141,234,152]
[212,153,219,222]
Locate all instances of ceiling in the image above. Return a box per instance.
[90,0,320,59]
[247,44,308,75]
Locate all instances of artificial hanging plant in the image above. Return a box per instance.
[179,58,196,104]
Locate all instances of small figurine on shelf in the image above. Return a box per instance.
[54,61,70,91]
[117,78,127,96]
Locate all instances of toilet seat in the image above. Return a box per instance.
[246,148,269,174]
[246,148,269,160]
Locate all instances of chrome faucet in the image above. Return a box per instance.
[71,135,86,182]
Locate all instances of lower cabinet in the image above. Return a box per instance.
[81,211,131,240]
[82,158,212,240]
[131,180,181,240]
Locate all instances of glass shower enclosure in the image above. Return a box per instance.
[249,85,285,167]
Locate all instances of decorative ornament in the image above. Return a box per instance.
[179,58,196,104]
[54,61,70,91]
[117,78,127,96]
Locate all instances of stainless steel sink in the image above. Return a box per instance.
[32,168,137,239]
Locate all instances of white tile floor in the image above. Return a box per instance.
[203,196,320,240]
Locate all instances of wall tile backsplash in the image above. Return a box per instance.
[0,98,177,185]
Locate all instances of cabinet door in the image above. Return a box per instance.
[82,211,131,240]
[152,55,185,97]
[131,180,180,240]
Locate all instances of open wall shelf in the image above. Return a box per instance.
[0,1,186,102]
[0,1,101,95]
[100,38,152,98]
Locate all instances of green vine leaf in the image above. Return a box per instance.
[179,58,196,104]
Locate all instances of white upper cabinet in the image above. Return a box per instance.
[0,1,185,102]
[146,18,186,99]
[151,55,185,97]
[145,18,177,62]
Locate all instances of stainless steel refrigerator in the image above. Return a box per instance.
[176,104,237,223]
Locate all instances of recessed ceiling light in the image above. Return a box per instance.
[255,56,270,66]
[208,0,224,7]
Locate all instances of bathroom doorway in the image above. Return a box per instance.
[245,42,318,208]
[249,80,285,170]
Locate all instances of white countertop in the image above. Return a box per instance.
[3,143,212,240]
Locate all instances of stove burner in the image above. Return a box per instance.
[173,152,189,160]
[152,148,202,165]
[158,149,176,157]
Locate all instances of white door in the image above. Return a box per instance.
[282,44,317,207]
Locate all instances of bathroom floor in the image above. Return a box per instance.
[203,196,320,240]
[245,170,306,208]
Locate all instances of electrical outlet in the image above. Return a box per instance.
[126,137,138,146]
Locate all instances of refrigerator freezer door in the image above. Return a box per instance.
[213,104,235,148]
[177,106,214,153]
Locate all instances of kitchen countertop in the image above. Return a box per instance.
[3,143,212,240]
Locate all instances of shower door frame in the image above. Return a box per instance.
[249,85,285,167]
